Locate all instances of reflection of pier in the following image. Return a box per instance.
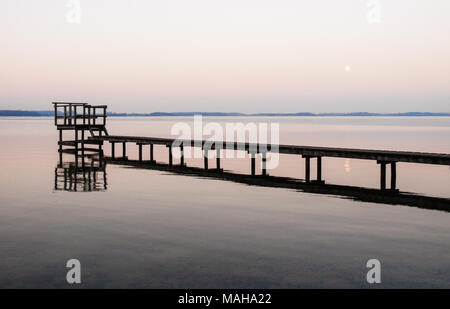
[54,160,107,192]
[104,158,450,213]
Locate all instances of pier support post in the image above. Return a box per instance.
[81,129,85,148]
[204,149,209,170]
[99,134,103,156]
[74,169,78,192]
[251,153,256,176]
[122,142,126,159]
[81,129,85,167]
[58,129,63,164]
[103,168,107,190]
[168,146,173,166]
[317,156,322,182]
[180,144,185,166]
[262,153,267,176]
[150,144,155,163]
[138,144,143,162]
[391,162,397,191]
[111,142,116,159]
[305,156,311,183]
[379,161,387,190]
[74,129,79,166]
[378,161,398,191]
[216,148,221,171]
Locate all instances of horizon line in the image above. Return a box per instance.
[1,110,450,117]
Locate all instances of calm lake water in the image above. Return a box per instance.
[0,116,449,288]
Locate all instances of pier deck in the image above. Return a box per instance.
[89,135,450,165]
[88,134,450,191]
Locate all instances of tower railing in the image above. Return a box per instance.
[53,102,107,127]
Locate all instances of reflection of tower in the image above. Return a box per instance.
[53,102,109,192]
[54,159,107,192]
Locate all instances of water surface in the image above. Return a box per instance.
[0,117,449,288]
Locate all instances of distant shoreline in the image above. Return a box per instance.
[1,110,450,117]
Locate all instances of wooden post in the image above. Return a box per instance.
[216,148,221,170]
[54,104,57,125]
[58,129,63,151]
[168,146,173,166]
[262,153,267,176]
[122,142,126,158]
[251,154,256,176]
[150,144,154,163]
[93,108,96,125]
[391,162,397,191]
[74,106,77,126]
[103,169,107,190]
[64,106,67,125]
[317,156,322,182]
[54,168,58,190]
[86,169,91,191]
[81,129,85,166]
[305,156,311,183]
[74,128,79,155]
[111,142,115,159]
[204,149,208,170]
[180,144,184,166]
[68,105,72,125]
[380,161,386,190]
[58,129,63,164]
[138,144,143,162]
[99,139,103,157]
[64,169,68,190]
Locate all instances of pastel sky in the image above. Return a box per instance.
[1,0,450,113]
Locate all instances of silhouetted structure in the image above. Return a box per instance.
[54,160,107,192]
[91,135,450,191]
[53,102,108,166]
[53,102,109,191]
[53,103,450,194]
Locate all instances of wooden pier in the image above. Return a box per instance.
[54,102,450,192]
[88,135,450,191]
